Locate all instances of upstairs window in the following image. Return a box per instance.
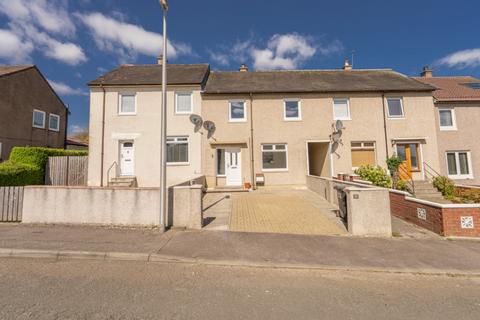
[175,92,193,114]
[387,98,404,118]
[229,101,246,122]
[119,93,136,115]
[333,99,350,120]
[438,108,456,130]
[167,136,189,164]
[284,99,301,120]
[262,144,288,171]
[49,114,60,131]
[33,109,46,128]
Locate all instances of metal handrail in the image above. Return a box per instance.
[423,161,441,181]
[397,165,415,195]
[106,161,118,186]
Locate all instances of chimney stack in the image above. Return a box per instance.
[239,63,249,72]
[421,66,433,78]
[157,55,166,65]
[343,59,352,70]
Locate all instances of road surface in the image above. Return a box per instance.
[0,258,479,319]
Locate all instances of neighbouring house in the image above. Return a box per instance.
[0,65,68,161]
[202,62,441,188]
[414,68,480,186]
[87,61,210,187]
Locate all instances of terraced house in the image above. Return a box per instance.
[87,62,210,187]
[415,68,480,186]
[202,62,440,189]
[87,60,443,189]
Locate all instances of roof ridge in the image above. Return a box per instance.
[211,68,394,73]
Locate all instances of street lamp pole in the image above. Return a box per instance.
[159,0,168,231]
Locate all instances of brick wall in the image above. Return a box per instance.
[443,208,480,237]
[390,191,480,238]
[390,192,444,235]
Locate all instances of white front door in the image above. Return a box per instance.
[226,148,241,186]
[120,141,134,176]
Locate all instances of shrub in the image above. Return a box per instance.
[433,176,455,198]
[396,179,408,191]
[386,156,403,173]
[354,165,392,188]
[0,147,87,186]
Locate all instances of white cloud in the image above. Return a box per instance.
[76,12,192,61]
[252,34,317,70]
[48,79,87,96]
[0,0,85,65]
[0,29,33,63]
[209,33,343,70]
[438,48,480,69]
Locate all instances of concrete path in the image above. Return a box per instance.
[202,193,232,231]
[0,224,479,275]
[229,188,347,235]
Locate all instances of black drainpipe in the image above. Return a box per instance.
[382,92,389,159]
[100,84,106,187]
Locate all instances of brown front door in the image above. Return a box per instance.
[397,143,420,180]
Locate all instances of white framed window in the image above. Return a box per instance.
[216,149,226,176]
[48,114,60,132]
[175,92,193,114]
[438,107,457,131]
[167,136,189,164]
[446,151,473,179]
[118,93,137,115]
[386,98,404,118]
[262,144,288,171]
[333,98,351,120]
[229,100,246,122]
[284,99,301,121]
[32,109,46,128]
[351,141,376,169]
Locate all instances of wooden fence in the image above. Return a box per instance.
[0,187,23,222]
[46,156,88,186]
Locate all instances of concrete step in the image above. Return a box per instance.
[108,176,137,187]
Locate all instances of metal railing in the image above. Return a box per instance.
[106,161,118,186]
[397,165,415,195]
[423,161,441,182]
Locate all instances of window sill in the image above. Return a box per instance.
[387,116,405,120]
[228,119,247,123]
[283,118,302,122]
[440,127,457,131]
[33,125,45,129]
[448,175,474,180]
[118,113,137,116]
[262,169,289,172]
[167,162,190,166]
[216,175,226,178]
[175,111,193,115]
[49,128,60,132]
[334,118,351,121]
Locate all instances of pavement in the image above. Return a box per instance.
[2,259,479,319]
[1,223,479,275]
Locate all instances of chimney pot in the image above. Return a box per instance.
[421,66,433,78]
[343,59,352,70]
[157,55,166,65]
[239,63,248,72]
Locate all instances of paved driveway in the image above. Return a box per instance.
[229,188,348,235]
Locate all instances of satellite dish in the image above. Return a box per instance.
[331,131,342,143]
[189,114,203,132]
[203,120,216,138]
[335,120,344,131]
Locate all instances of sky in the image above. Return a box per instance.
[1,0,480,135]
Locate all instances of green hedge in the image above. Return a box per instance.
[0,147,88,186]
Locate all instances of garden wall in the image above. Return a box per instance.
[390,190,480,237]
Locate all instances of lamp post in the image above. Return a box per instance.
[159,0,168,231]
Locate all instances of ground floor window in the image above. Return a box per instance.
[217,149,225,176]
[262,144,288,171]
[351,141,376,168]
[446,151,473,179]
[167,137,188,164]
